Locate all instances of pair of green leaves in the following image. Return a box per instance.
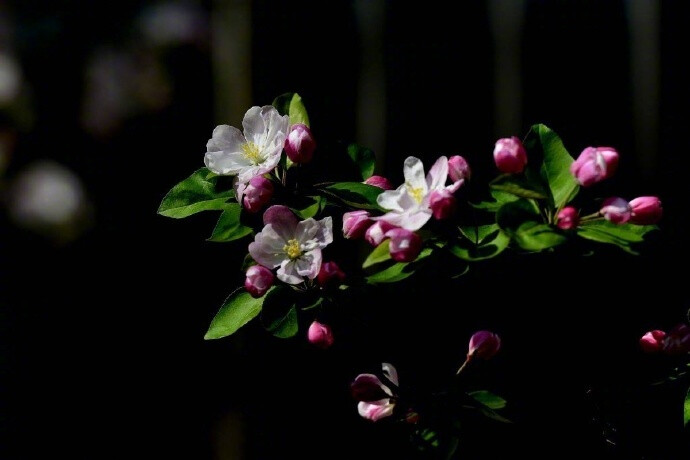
[158,168,252,242]
[205,286,307,340]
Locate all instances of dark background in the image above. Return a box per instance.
[1,1,689,458]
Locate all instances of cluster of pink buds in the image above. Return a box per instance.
[342,210,423,263]
[640,324,690,355]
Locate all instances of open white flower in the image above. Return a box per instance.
[377,156,464,231]
[248,205,333,284]
[204,106,289,183]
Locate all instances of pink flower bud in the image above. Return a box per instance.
[640,330,666,353]
[448,155,471,182]
[342,210,372,239]
[629,196,662,225]
[493,136,527,174]
[385,228,422,262]
[244,265,274,298]
[468,330,501,360]
[363,175,393,190]
[429,189,457,220]
[284,123,316,164]
[662,324,690,355]
[317,261,346,286]
[570,147,619,187]
[307,321,334,349]
[600,197,632,224]
[556,206,579,230]
[242,176,274,213]
[365,220,396,246]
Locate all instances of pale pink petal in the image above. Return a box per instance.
[351,374,393,401]
[382,363,399,386]
[403,156,427,191]
[446,179,464,194]
[426,156,449,191]
[206,124,245,152]
[295,249,322,279]
[294,218,321,246]
[262,205,298,241]
[358,400,395,421]
[204,151,251,176]
[379,209,432,231]
[377,185,407,212]
[277,259,304,284]
[241,106,267,145]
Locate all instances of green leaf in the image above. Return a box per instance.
[450,227,510,261]
[272,92,310,126]
[158,168,233,218]
[366,248,432,284]
[490,174,548,200]
[290,196,324,219]
[511,221,567,251]
[524,124,580,209]
[459,224,502,244]
[288,93,310,127]
[204,288,268,340]
[320,182,383,210]
[470,190,519,211]
[260,286,299,338]
[347,144,376,180]
[496,199,541,230]
[362,240,391,268]
[469,390,507,410]
[577,220,658,253]
[208,204,253,242]
[684,386,690,427]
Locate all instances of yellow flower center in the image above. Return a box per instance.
[283,239,302,260]
[407,184,425,204]
[241,142,263,165]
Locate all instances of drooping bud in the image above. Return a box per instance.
[639,330,666,353]
[307,321,334,349]
[429,189,457,220]
[468,330,501,360]
[629,196,662,225]
[386,228,422,262]
[244,265,274,298]
[284,123,316,164]
[448,155,471,182]
[242,176,274,213]
[364,175,393,190]
[342,210,372,239]
[317,261,346,286]
[556,206,579,230]
[570,147,619,187]
[493,137,527,174]
[600,197,632,224]
[365,220,396,246]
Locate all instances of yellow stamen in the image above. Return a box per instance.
[241,142,263,164]
[407,184,424,204]
[283,239,302,260]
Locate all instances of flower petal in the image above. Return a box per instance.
[314,216,334,247]
[378,209,432,231]
[206,125,245,152]
[382,363,399,386]
[358,400,395,421]
[294,218,320,246]
[263,205,298,240]
[446,179,464,194]
[248,229,286,268]
[377,185,407,212]
[351,374,393,401]
[295,249,322,279]
[204,151,252,176]
[234,177,247,204]
[426,156,448,191]
[403,156,427,192]
[241,106,266,145]
[277,259,304,284]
